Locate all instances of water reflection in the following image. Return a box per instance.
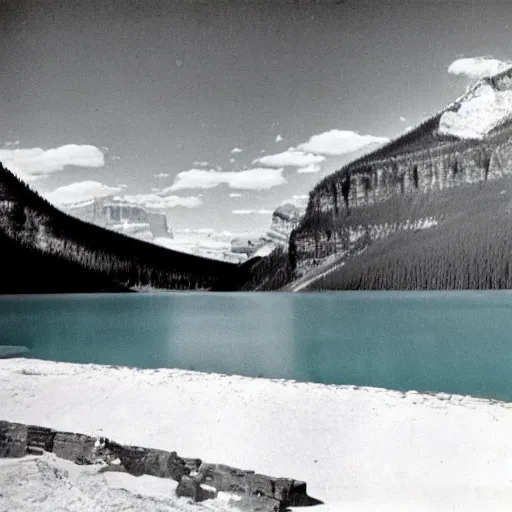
[166,293,298,379]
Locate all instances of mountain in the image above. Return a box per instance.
[0,164,243,293]
[244,66,512,291]
[62,196,173,243]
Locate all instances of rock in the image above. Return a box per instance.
[0,421,27,458]
[196,463,320,508]
[52,432,106,464]
[199,483,218,501]
[107,442,189,481]
[27,425,56,452]
[26,446,44,456]
[183,457,202,474]
[198,463,250,494]
[288,480,323,506]
[176,475,217,502]
[232,495,282,512]
[0,421,323,510]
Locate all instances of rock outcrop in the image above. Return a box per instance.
[266,203,304,245]
[0,420,322,511]
[64,196,172,242]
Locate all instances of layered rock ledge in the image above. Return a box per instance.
[0,420,322,511]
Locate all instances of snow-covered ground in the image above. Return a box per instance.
[1,358,512,511]
[439,79,512,139]
[0,453,240,511]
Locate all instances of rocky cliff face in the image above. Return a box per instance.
[291,66,512,275]
[266,202,304,245]
[64,197,172,242]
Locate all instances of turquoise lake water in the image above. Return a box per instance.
[1,292,512,400]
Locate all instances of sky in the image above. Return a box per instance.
[1,0,512,233]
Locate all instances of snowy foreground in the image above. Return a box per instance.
[1,359,512,511]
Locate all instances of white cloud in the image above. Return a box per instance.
[151,187,160,192]
[165,167,286,191]
[253,150,325,168]
[0,144,105,181]
[193,161,210,167]
[292,194,309,205]
[399,116,407,122]
[448,57,512,79]
[45,180,122,205]
[232,209,273,215]
[297,129,389,156]
[154,172,169,178]
[111,156,121,160]
[121,193,202,209]
[297,163,322,173]
[275,134,283,142]
[118,184,128,188]
[230,158,236,163]
[229,193,243,198]
[4,140,20,147]
[260,149,266,153]
[101,146,109,151]
[231,147,243,154]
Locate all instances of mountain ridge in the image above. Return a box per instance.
[0,163,246,293]
[262,66,512,291]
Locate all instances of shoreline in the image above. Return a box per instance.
[1,358,512,510]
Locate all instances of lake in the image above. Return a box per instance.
[1,292,512,400]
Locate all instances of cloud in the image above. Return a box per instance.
[229,193,243,198]
[111,156,120,160]
[101,146,109,151]
[448,57,512,79]
[193,161,210,166]
[120,193,203,209]
[253,150,325,168]
[0,144,105,181]
[165,167,287,191]
[154,172,169,178]
[4,140,20,147]
[275,134,283,142]
[297,163,322,173]
[297,129,389,156]
[232,209,273,215]
[292,194,309,205]
[45,180,122,205]
[231,147,243,154]
[118,183,128,188]
[399,116,407,122]
[230,158,236,163]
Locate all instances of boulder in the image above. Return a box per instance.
[0,421,27,458]
[27,425,56,452]
[176,475,218,502]
[107,441,189,481]
[52,432,104,464]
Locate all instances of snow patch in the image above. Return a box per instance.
[439,81,512,139]
[1,358,512,511]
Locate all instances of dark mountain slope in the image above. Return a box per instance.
[307,176,512,290]
[0,164,241,292]
[0,232,130,294]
